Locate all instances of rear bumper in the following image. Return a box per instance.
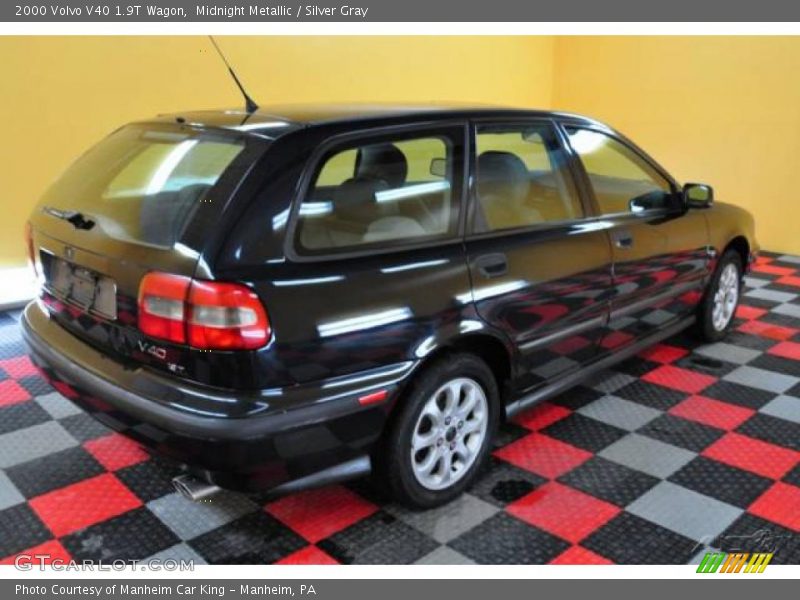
[22,300,416,492]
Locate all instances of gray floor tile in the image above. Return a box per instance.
[144,542,208,565]
[147,491,259,541]
[35,392,83,420]
[694,343,761,365]
[415,545,476,565]
[0,470,24,511]
[759,395,800,424]
[744,277,771,289]
[642,310,673,326]
[609,316,638,330]
[627,481,742,541]
[586,371,637,394]
[0,422,76,468]
[386,493,499,544]
[745,288,798,304]
[578,395,662,431]
[773,303,800,319]
[533,357,580,380]
[598,434,695,479]
[777,255,800,265]
[723,366,799,394]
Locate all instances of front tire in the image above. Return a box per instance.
[379,354,500,508]
[696,249,743,342]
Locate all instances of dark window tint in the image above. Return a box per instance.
[296,134,459,253]
[565,127,674,215]
[474,123,582,232]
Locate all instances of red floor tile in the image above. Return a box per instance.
[679,290,702,305]
[265,485,378,543]
[754,256,773,266]
[642,364,717,394]
[752,264,796,276]
[551,336,591,355]
[508,482,620,544]
[84,433,149,471]
[514,402,572,431]
[549,545,614,565]
[775,275,800,288]
[0,379,31,406]
[768,341,800,361]
[0,356,39,379]
[0,540,71,565]
[274,545,338,565]
[669,395,756,431]
[736,305,768,320]
[702,432,800,480]
[638,344,689,364]
[494,433,592,479]
[748,482,800,532]
[600,331,634,350]
[29,473,142,537]
[738,320,798,341]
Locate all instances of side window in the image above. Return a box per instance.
[475,123,582,232]
[565,127,675,215]
[295,132,459,253]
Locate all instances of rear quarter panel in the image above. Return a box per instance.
[215,127,510,387]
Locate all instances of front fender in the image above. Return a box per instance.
[703,201,759,259]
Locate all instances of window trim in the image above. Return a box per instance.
[465,117,599,240]
[284,120,469,263]
[557,121,683,220]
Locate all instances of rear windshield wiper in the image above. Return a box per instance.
[42,206,95,231]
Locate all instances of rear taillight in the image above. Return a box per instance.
[187,280,270,350]
[25,222,38,277]
[137,272,270,350]
[138,273,190,344]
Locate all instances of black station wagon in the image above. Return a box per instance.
[22,104,758,507]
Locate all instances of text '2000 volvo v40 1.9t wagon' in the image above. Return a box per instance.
[22,105,758,507]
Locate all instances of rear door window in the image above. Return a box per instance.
[293,128,464,255]
[474,122,583,232]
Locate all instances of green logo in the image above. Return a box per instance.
[696,552,773,574]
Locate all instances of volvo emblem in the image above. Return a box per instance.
[64,246,75,260]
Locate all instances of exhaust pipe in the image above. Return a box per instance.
[172,474,221,502]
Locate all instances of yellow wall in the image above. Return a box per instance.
[553,36,800,255]
[2,36,799,265]
[0,36,554,266]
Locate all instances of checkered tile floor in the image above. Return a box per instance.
[1,251,799,565]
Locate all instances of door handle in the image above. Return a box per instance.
[475,253,508,278]
[612,229,634,249]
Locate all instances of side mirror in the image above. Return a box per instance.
[629,190,670,213]
[684,183,714,208]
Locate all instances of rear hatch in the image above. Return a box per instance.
[28,122,265,385]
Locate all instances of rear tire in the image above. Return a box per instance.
[378,354,500,509]
[695,249,743,342]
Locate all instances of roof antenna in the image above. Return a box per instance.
[208,36,259,114]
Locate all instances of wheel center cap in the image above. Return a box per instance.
[445,427,457,442]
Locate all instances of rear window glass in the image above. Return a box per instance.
[294,134,459,254]
[39,125,245,247]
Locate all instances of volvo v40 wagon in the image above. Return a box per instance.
[23,105,758,507]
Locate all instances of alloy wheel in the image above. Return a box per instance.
[712,262,740,331]
[409,377,489,491]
